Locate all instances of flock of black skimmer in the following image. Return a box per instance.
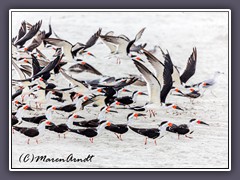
[11,19,223,145]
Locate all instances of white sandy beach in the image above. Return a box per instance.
[11,11,229,169]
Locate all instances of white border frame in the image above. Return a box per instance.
[9,9,231,171]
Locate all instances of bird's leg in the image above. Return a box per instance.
[21,95,25,102]
[144,137,148,145]
[27,139,30,144]
[114,133,120,139]
[178,134,180,140]
[119,134,123,141]
[185,135,193,139]
[36,139,39,144]
[58,134,60,139]
[89,138,94,143]
[154,139,157,145]
[64,134,66,139]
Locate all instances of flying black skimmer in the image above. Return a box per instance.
[174,88,201,103]
[68,120,111,143]
[129,121,173,145]
[13,20,42,48]
[105,112,146,140]
[133,60,182,117]
[68,61,102,76]
[100,28,146,63]
[13,120,54,144]
[71,28,102,55]
[44,29,99,62]
[168,119,209,139]
[160,47,197,87]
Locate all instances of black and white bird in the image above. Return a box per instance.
[100,28,146,63]
[167,119,209,139]
[129,121,173,145]
[13,120,54,144]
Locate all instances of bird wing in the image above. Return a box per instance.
[180,47,197,83]
[133,60,161,105]
[69,62,102,76]
[59,69,90,93]
[142,48,165,84]
[160,59,173,103]
[31,54,41,76]
[32,54,63,79]
[12,60,27,80]
[43,38,73,60]
[26,31,45,52]
[14,20,42,46]
[83,28,102,50]
[16,21,27,42]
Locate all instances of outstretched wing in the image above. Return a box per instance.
[180,47,197,83]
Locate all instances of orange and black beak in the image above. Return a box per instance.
[73,114,85,119]
[138,113,147,117]
[138,92,148,96]
[197,120,209,126]
[86,52,96,58]
[23,105,34,111]
[172,105,184,111]
[121,88,131,93]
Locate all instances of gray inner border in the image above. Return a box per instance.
[0,0,237,178]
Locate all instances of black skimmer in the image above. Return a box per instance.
[105,112,146,140]
[15,105,34,122]
[115,91,147,107]
[13,54,63,82]
[174,88,201,102]
[160,47,197,87]
[68,61,102,76]
[72,106,117,128]
[46,123,69,139]
[129,121,173,145]
[68,120,111,143]
[13,120,54,144]
[168,119,209,139]
[100,28,146,63]
[21,115,46,124]
[13,20,42,48]
[71,28,102,56]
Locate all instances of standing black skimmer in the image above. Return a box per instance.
[68,120,111,143]
[13,120,54,144]
[129,121,173,145]
[105,112,146,140]
[115,91,147,107]
[168,119,209,139]
[46,123,69,139]
[72,106,117,128]
[100,28,146,63]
